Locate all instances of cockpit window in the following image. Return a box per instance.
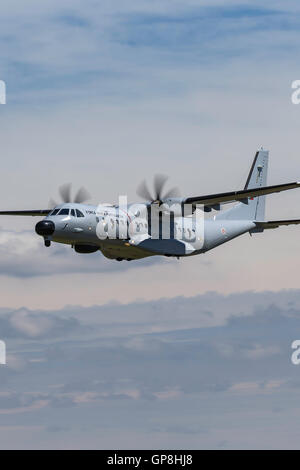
[58,208,70,215]
[50,209,59,216]
[71,209,75,217]
[76,209,85,217]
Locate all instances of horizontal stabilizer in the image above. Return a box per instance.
[255,219,300,229]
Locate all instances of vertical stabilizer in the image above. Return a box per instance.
[216,149,269,221]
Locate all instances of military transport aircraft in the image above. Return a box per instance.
[1,149,300,261]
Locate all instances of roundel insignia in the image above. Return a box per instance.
[221,227,226,235]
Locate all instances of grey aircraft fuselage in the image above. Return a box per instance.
[41,202,256,261]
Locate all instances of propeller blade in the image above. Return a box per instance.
[136,179,154,202]
[153,174,168,201]
[48,198,58,209]
[59,183,72,203]
[137,174,180,204]
[162,186,181,199]
[74,186,91,204]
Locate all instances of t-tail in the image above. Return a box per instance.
[216,149,269,221]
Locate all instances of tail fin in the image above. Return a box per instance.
[216,149,269,221]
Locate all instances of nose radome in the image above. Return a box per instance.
[35,220,55,236]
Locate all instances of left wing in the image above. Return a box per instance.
[0,210,51,216]
[184,182,300,208]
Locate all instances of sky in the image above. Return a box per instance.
[1,0,300,449]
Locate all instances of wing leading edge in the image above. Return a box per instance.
[1,182,300,216]
[0,210,51,216]
[184,182,300,208]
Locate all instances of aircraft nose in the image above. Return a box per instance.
[35,220,55,236]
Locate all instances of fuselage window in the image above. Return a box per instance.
[50,209,59,216]
[76,209,85,217]
[58,208,70,215]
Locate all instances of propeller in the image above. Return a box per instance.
[48,183,91,208]
[136,174,180,205]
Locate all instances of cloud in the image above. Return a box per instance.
[0,229,165,278]
[0,289,300,448]
[0,307,79,339]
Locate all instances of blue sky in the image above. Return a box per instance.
[1,1,299,107]
[1,0,300,449]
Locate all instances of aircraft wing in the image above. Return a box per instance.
[0,210,51,216]
[255,219,300,229]
[184,182,300,208]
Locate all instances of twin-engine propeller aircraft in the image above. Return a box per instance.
[1,149,300,262]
